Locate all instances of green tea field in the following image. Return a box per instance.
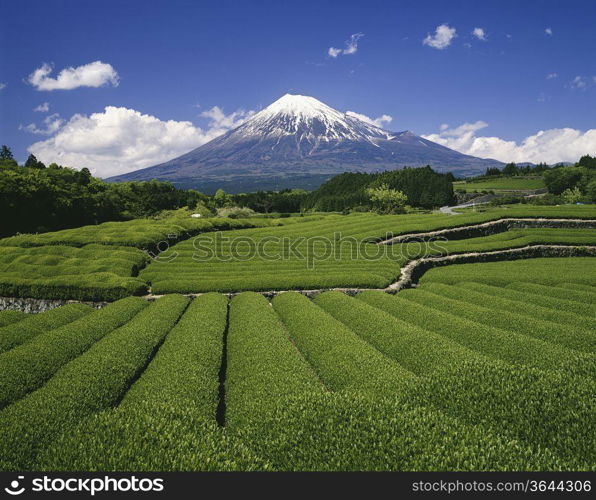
[453,176,546,192]
[0,204,594,471]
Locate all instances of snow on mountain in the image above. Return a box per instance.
[237,94,394,142]
[108,94,503,192]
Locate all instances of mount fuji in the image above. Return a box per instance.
[108,94,503,192]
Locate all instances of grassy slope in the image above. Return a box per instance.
[453,176,545,192]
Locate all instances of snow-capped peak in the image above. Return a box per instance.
[257,94,346,121]
[236,93,392,142]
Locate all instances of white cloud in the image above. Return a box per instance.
[346,110,393,128]
[27,61,119,91]
[0,83,6,90]
[34,102,50,112]
[545,27,553,35]
[546,73,558,79]
[328,33,364,57]
[328,47,342,58]
[472,27,487,41]
[423,24,457,49]
[569,75,594,90]
[27,105,254,177]
[199,106,255,131]
[20,113,64,135]
[423,121,596,164]
[343,33,364,55]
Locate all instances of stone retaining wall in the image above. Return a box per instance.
[385,244,596,293]
[378,218,596,245]
[0,296,108,314]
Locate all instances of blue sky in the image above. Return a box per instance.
[1,0,595,176]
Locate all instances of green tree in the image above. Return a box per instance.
[562,186,583,204]
[78,168,92,185]
[577,154,596,169]
[543,167,583,195]
[502,163,519,176]
[0,145,13,160]
[586,179,596,203]
[24,154,45,169]
[366,183,408,214]
[214,188,232,208]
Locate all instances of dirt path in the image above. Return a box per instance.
[439,194,495,214]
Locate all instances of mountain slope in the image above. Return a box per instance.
[108,94,503,192]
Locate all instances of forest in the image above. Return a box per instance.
[0,148,206,237]
[300,166,456,212]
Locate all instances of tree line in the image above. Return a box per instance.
[0,147,206,237]
[542,156,596,202]
[483,155,596,203]
[299,166,455,212]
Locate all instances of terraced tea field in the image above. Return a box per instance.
[0,216,279,249]
[0,216,303,300]
[0,244,149,300]
[453,176,546,192]
[0,256,594,471]
[0,205,594,471]
[143,205,596,293]
[0,204,594,298]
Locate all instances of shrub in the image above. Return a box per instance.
[420,257,596,287]
[226,292,323,427]
[403,285,596,353]
[454,282,595,325]
[0,294,189,470]
[271,292,415,395]
[38,294,268,472]
[0,217,274,250]
[120,293,227,417]
[0,303,93,354]
[0,296,148,409]
[142,206,596,294]
[238,392,562,471]
[0,275,148,301]
[0,310,28,328]
[39,403,269,471]
[507,282,596,305]
[149,273,389,294]
[409,359,595,469]
[0,244,150,300]
[357,290,594,377]
[557,283,596,293]
[313,291,477,375]
[216,207,256,219]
